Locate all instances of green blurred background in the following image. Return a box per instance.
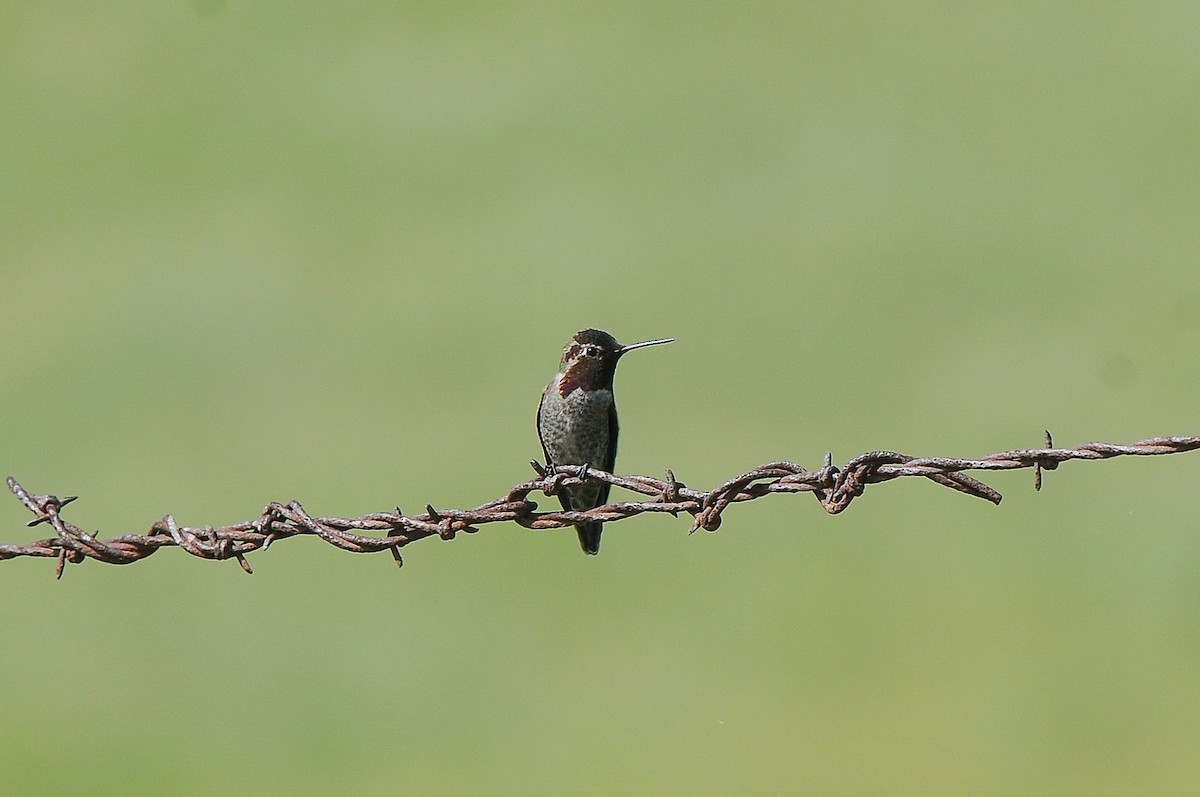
[3,2,1200,794]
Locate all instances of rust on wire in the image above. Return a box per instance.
[3,435,1200,577]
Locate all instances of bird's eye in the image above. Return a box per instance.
[585,346,601,357]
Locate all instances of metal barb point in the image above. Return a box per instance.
[1034,429,1058,492]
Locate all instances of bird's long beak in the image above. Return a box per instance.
[617,337,674,356]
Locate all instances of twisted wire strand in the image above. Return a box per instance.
[3,434,1198,578]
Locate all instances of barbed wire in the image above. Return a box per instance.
[3,433,1198,578]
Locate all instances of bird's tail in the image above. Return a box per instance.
[575,522,602,555]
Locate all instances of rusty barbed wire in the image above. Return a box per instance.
[3,433,1199,578]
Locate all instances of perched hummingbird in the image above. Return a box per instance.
[537,329,673,555]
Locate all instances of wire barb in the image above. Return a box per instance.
[3,434,1199,576]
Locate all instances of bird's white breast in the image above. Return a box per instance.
[539,375,613,465]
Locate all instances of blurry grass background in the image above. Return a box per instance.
[3,2,1200,795]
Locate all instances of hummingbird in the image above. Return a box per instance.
[536,329,673,555]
